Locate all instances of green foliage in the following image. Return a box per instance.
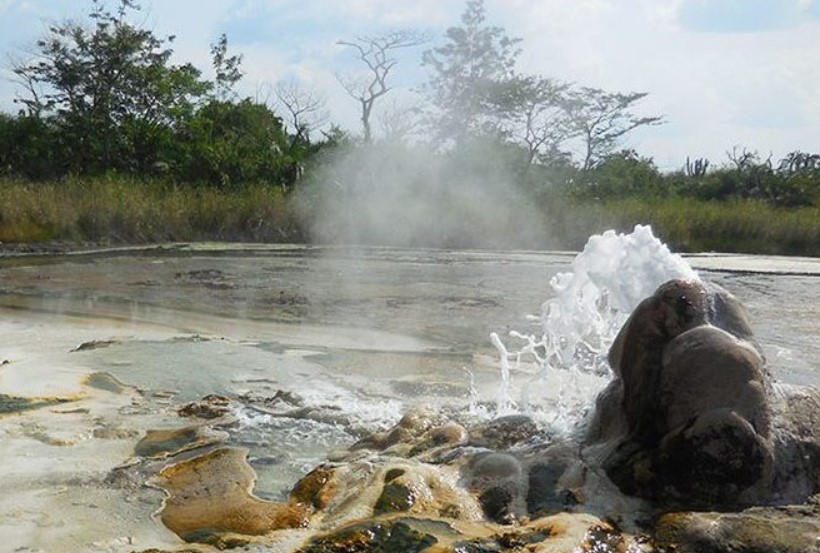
[176,99,289,188]
[422,0,522,144]
[567,150,664,199]
[12,0,210,174]
[210,33,244,101]
[0,114,62,179]
[664,149,820,207]
[3,0,325,189]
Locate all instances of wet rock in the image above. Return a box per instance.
[351,426,414,452]
[526,446,577,516]
[478,485,515,524]
[471,453,522,481]
[468,453,524,524]
[398,406,449,436]
[409,422,470,456]
[0,393,69,415]
[374,481,418,515]
[84,371,127,393]
[298,519,438,553]
[153,447,308,544]
[239,389,304,408]
[470,415,540,449]
[575,523,628,553]
[585,279,818,508]
[177,394,232,419]
[654,504,820,553]
[290,465,340,510]
[70,339,118,352]
[134,425,224,458]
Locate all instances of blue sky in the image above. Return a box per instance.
[1,0,818,169]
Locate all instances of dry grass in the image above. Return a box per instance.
[0,177,817,256]
[0,176,303,245]
[554,197,820,256]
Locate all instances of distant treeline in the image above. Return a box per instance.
[0,0,818,254]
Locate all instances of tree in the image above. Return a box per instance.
[565,87,662,170]
[491,75,575,165]
[422,0,521,145]
[272,78,329,146]
[178,99,288,188]
[210,33,244,101]
[11,0,210,173]
[337,30,429,143]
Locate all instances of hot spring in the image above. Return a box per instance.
[0,227,818,552]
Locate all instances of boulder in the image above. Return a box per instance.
[586,278,819,508]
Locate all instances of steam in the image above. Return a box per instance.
[296,138,555,250]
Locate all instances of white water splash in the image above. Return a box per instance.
[493,225,699,425]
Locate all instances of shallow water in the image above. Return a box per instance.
[0,244,818,552]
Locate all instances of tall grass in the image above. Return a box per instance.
[0,176,304,245]
[0,177,817,256]
[551,197,820,256]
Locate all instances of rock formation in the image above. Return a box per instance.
[585,278,820,509]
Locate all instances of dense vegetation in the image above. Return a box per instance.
[0,0,818,255]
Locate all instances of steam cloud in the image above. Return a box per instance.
[296,139,559,250]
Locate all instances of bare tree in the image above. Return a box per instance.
[376,97,424,143]
[336,30,429,143]
[272,77,329,145]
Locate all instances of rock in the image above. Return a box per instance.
[470,453,522,481]
[153,447,309,544]
[526,446,577,516]
[470,415,540,449]
[70,339,118,352]
[584,279,820,508]
[478,485,516,524]
[134,425,224,458]
[374,481,418,515]
[468,453,525,524]
[177,394,232,419]
[298,519,438,553]
[654,504,820,553]
[409,422,470,456]
[290,465,340,510]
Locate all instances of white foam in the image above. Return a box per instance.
[495,225,699,427]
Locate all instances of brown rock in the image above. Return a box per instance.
[654,505,820,553]
[153,447,309,543]
[134,425,222,458]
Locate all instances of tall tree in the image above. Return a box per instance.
[210,33,244,101]
[422,0,521,145]
[566,87,663,170]
[11,0,210,173]
[491,75,575,165]
[337,30,429,143]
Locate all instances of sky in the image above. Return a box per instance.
[0,0,818,170]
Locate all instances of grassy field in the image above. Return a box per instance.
[0,177,817,256]
[0,177,304,245]
[550,197,820,256]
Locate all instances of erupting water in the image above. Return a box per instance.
[492,225,699,428]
